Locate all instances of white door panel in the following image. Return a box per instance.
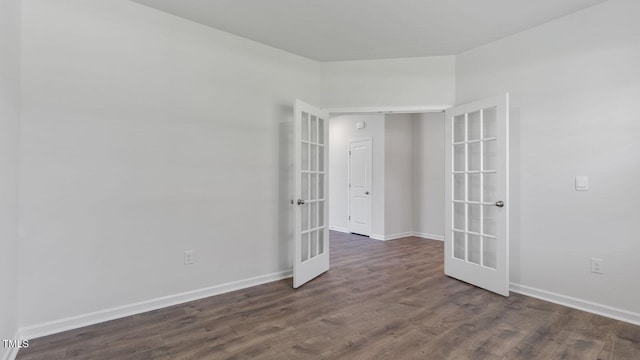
[294,99,329,288]
[352,199,367,223]
[444,94,509,296]
[349,139,372,236]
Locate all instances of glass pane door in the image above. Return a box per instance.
[444,94,509,297]
[299,113,327,262]
[451,108,499,269]
[293,100,329,288]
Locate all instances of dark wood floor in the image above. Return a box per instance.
[18,231,640,359]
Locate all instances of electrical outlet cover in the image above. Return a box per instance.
[184,250,194,265]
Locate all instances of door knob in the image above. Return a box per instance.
[365,191,370,195]
[495,201,504,208]
[297,199,305,205]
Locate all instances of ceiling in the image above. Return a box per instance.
[132,0,608,62]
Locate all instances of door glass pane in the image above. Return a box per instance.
[454,231,465,260]
[310,231,318,258]
[483,237,497,269]
[484,140,497,171]
[483,107,497,139]
[302,112,309,141]
[301,173,309,200]
[318,146,324,171]
[468,111,481,140]
[318,174,324,199]
[302,143,309,171]
[318,230,324,255]
[310,144,317,171]
[310,202,317,229]
[484,173,497,203]
[318,118,325,145]
[454,203,465,230]
[454,145,465,171]
[301,233,309,262]
[454,115,466,142]
[310,115,318,143]
[318,202,324,226]
[468,174,481,202]
[468,204,481,233]
[483,206,497,236]
[310,174,317,200]
[454,174,465,201]
[301,203,309,231]
[468,234,481,265]
[469,142,481,171]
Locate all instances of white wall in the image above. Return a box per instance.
[329,115,385,236]
[412,113,445,240]
[384,115,414,238]
[19,0,321,329]
[0,0,21,357]
[321,56,455,109]
[457,0,640,315]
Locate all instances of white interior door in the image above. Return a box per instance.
[349,138,372,236]
[444,94,509,296]
[293,99,330,288]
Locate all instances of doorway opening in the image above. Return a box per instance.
[327,111,446,242]
[293,97,510,297]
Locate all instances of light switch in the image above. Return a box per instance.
[575,176,589,191]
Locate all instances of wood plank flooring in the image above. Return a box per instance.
[17,231,640,359]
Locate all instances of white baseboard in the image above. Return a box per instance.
[510,283,640,326]
[370,232,444,241]
[329,226,349,233]
[383,232,414,241]
[6,347,18,360]
[412,232,444,241]
[1,330,20,360]
[20,270,293,340]
[328,227,444,242]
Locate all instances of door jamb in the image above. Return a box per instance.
[326,105,451,116]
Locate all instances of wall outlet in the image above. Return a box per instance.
[184,250,194,265]
[591,258,604,274]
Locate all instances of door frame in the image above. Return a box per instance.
[347,137,373,235]
[326,105,451,116]
[326,104,450,236]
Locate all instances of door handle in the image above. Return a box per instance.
[495,201,504,208]
[297,199,305,205]
[365,191,370,195]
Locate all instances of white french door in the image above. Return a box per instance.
[293,99,330,288]
[444,94,509,296]
[349,138,372,236]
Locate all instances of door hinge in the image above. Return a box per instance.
[349,150,351,155]
[349,216,351,220]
